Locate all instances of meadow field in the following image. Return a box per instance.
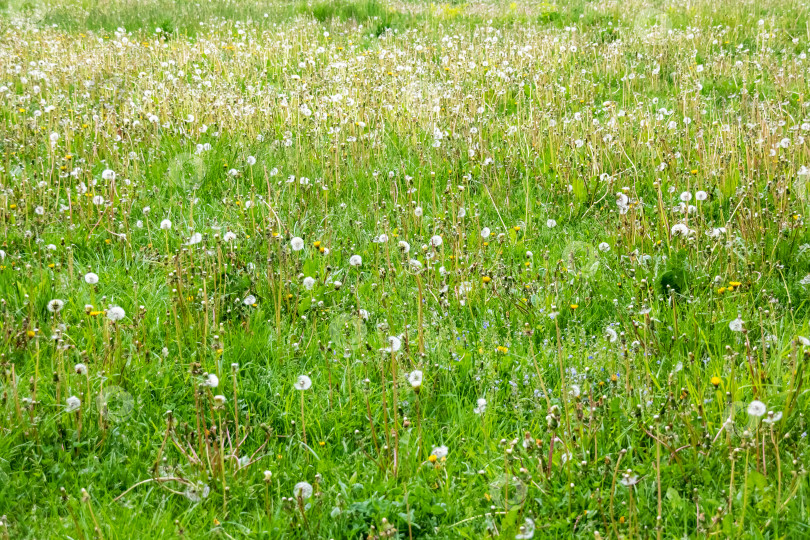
[1,0,810,537]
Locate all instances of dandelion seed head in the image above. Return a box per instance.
[295,375,312,391]
[107,306,126,321]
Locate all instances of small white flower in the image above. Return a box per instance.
[247,156,256,166]
[184,482,210,502]
[293,481,313,499]
[679,191,692,202]
[414,206,423,217]
[695,190,708,201]
[185,232,203,245]
[729,317,744,332]
[408,370,423,388]
[213,395,227,406]
[387,336,402,352]
[75,363,88,375]
[243,295,256,306]
[473,398,487,414]
[546,219,557,228]
[430,235,443,247]
[398,241,411,253]
[47,299,65,313]
[66,395,81,412]
[456,281,473,296]
[480,227,491,238]
[84,272,99,285]
[605,327,618,343]
[747,400,766,417]
[598,242,610,252]
[35,206,45,215]
[431,445,448,459]
[295,375,312,390]
[671,223,690,237]
[291,237,305,251]
[160,219,172,230]
[223,231,236,242]
[349,254,362,267]
[101,169,116,181]
[515,518,535,539]
[107,306,126,321]
[203,373,219,388]
[303,276,316,290]
[763,411,783,424]
[620,473,640,487]
[92,195,104,206]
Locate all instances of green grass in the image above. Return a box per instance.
[1,0,810,538]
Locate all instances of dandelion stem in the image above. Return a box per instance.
[300,390,307,446]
